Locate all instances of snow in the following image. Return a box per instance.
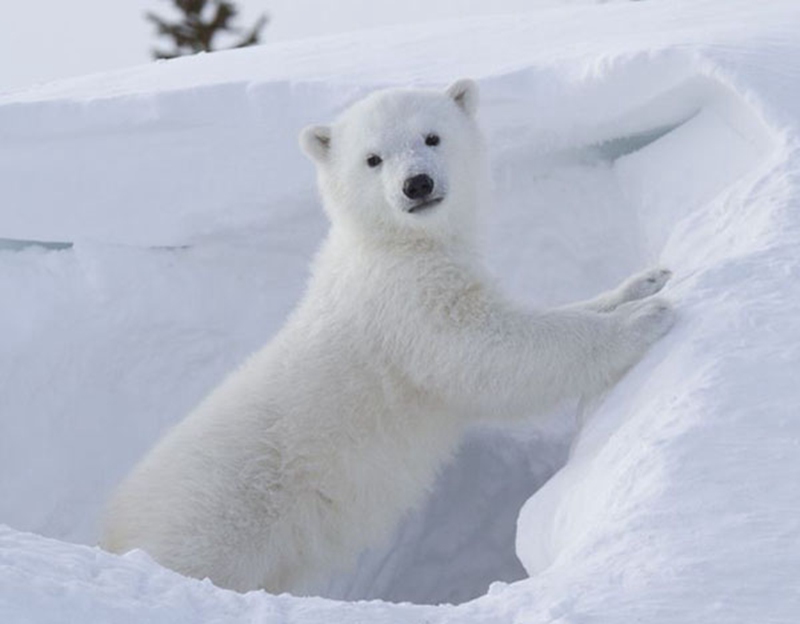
[2,0,800,621]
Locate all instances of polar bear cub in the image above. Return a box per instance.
[101,80,674,594]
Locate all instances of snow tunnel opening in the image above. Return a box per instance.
[0,60,780,611]
[321,69,780,606]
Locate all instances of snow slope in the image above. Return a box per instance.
[2,0,800,621]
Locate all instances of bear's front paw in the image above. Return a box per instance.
[620,297,676,346]
[617,268,672,305]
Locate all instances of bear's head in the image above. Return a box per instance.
[300,80,487,244]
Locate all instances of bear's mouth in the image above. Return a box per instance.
[406,197,444,214]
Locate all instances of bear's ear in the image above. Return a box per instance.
[446,79,479,117]
[300,125,332,163]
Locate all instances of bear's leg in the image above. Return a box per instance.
[415,295,675,420]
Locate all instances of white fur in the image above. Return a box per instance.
[101,80,675,594]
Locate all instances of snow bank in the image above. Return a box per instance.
[2,0,800,621]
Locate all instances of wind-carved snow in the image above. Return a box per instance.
[1,1,799,621]
[515,69,780,578]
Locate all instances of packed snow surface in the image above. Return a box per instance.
[2,0,800,621]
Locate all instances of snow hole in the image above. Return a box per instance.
[0,57,778,607]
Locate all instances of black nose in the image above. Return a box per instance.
[403,174,434,200]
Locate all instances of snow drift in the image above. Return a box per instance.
[2,1,800,622]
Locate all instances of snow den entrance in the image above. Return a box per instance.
[0,55,778,608]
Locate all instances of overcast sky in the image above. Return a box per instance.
[0,0,576,93]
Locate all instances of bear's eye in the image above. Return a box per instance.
[425,133,440,147]
[366,154,382,168]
